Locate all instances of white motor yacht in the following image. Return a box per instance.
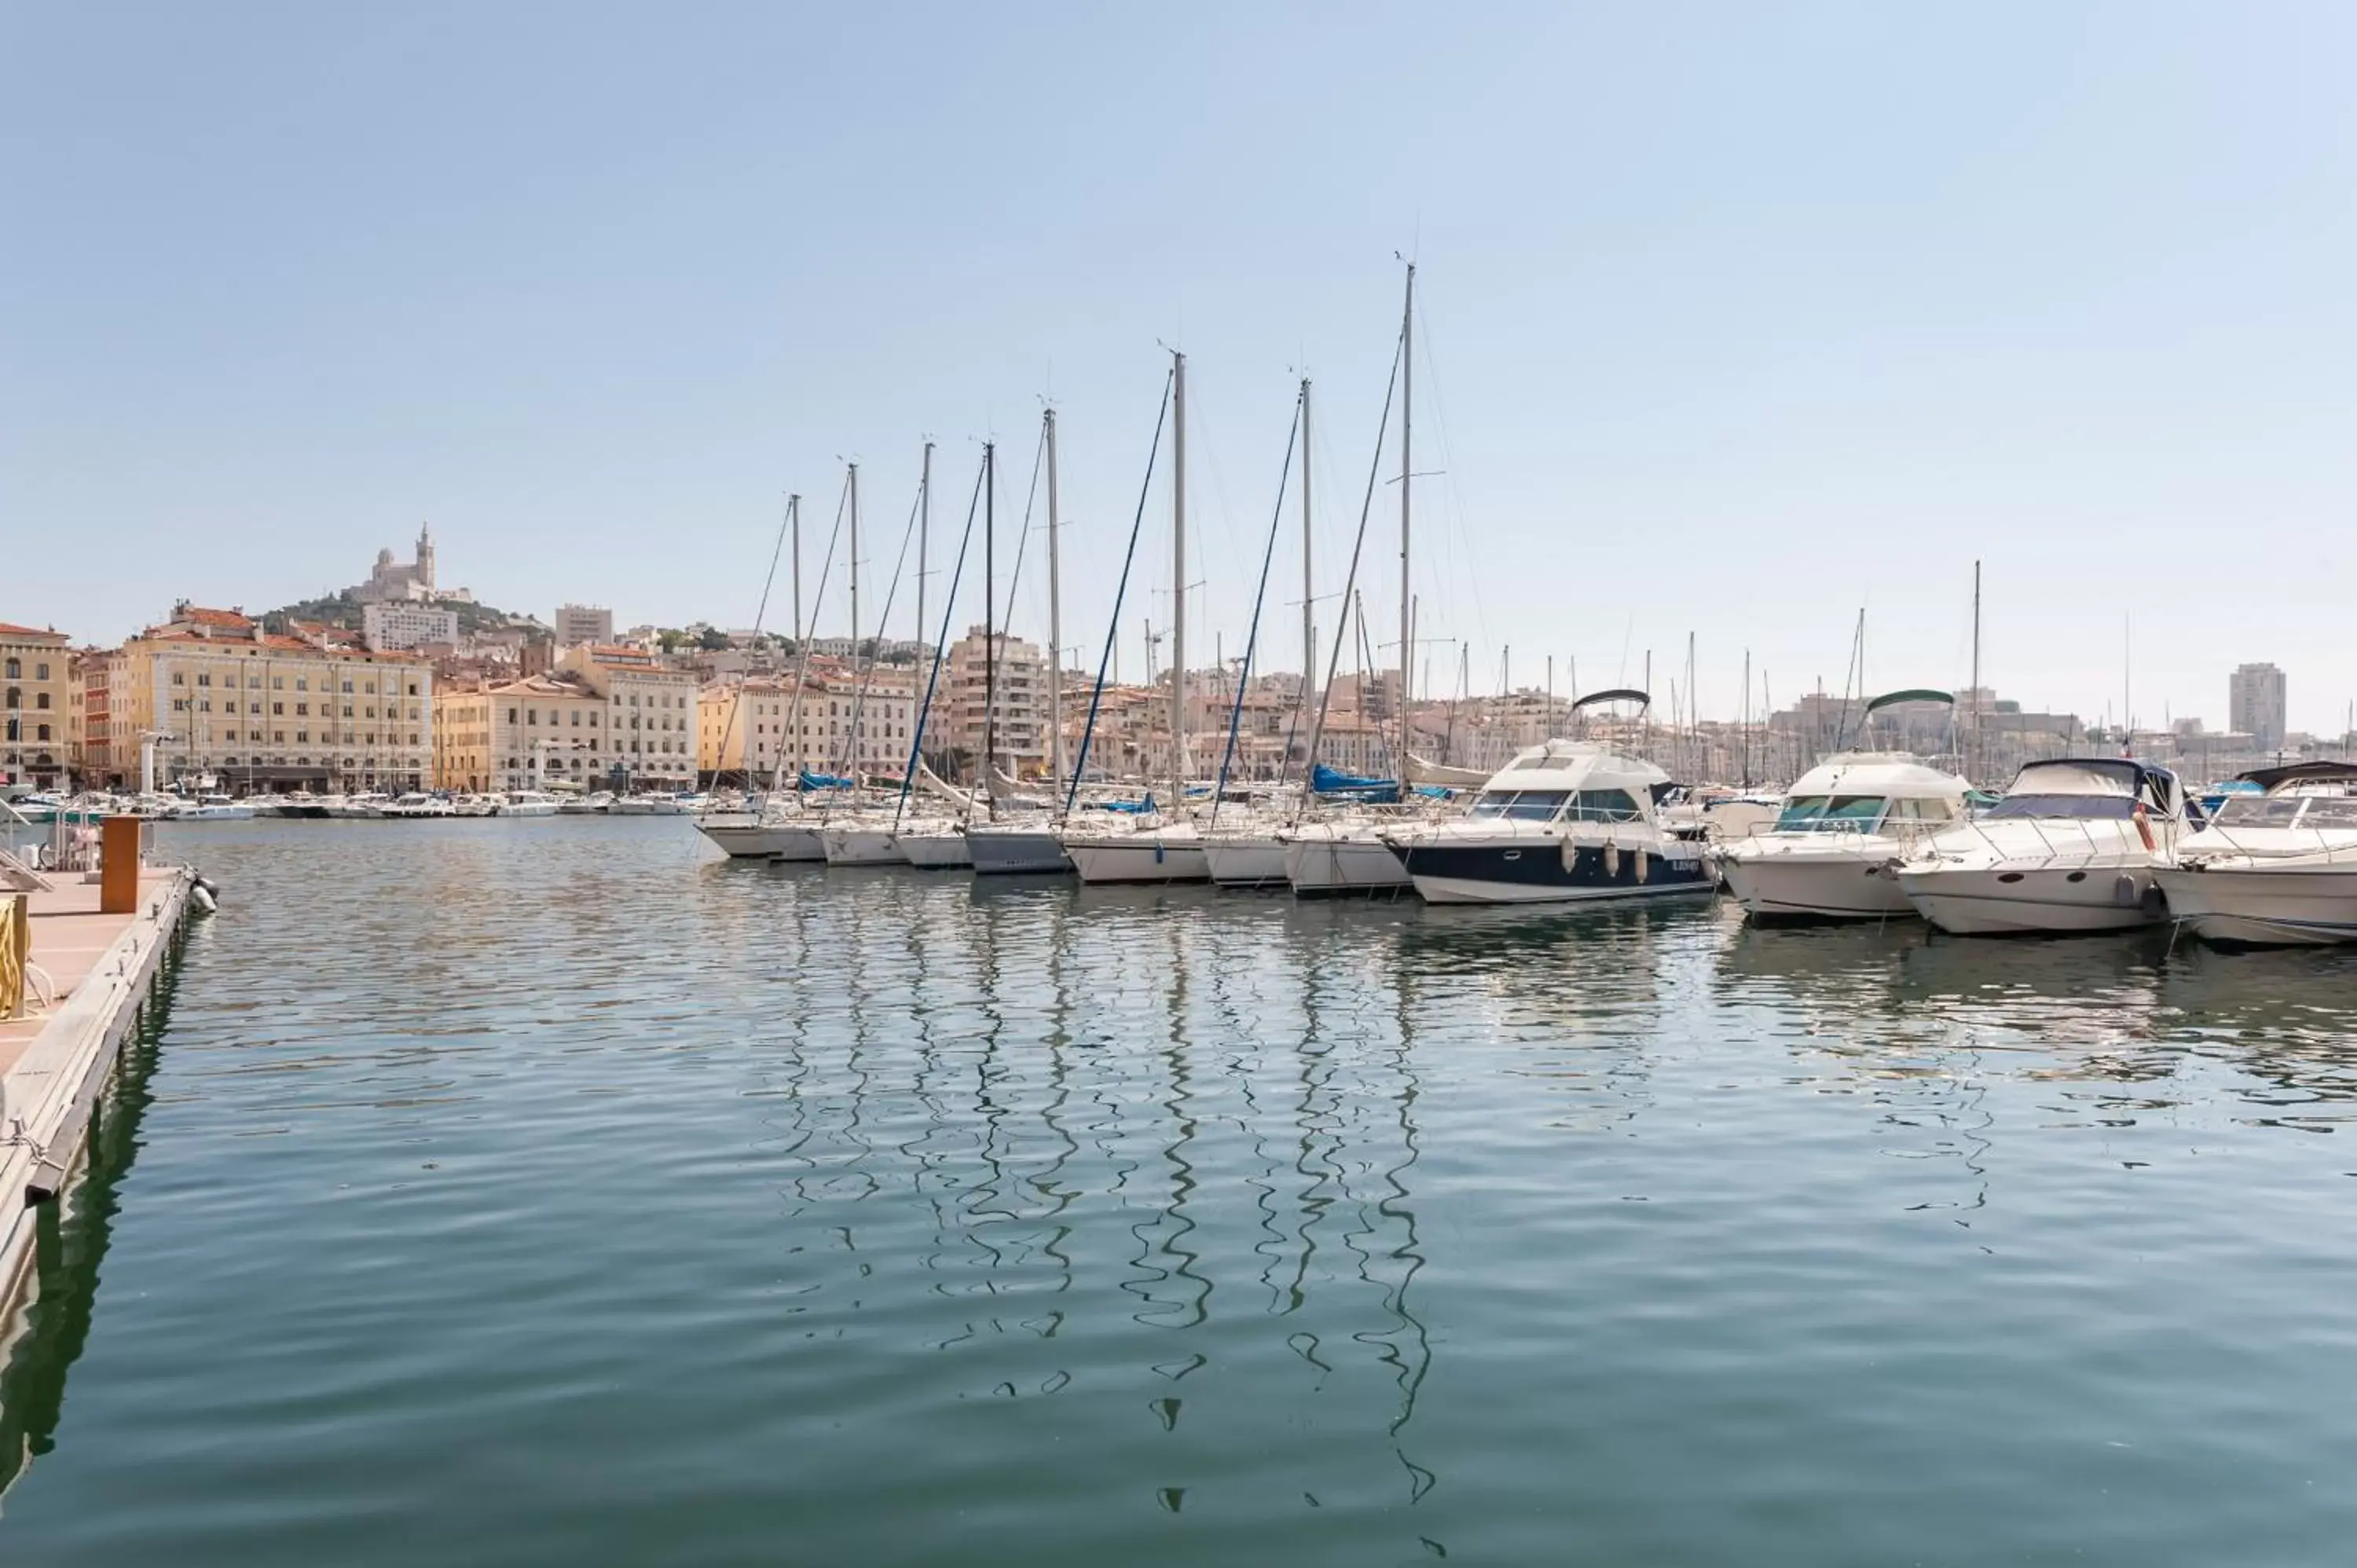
[185,793,257,821]
[1894,758,2191,935]
[2155,762,2357,946]
[504,791,563,818]
[381,792,456,819]
[1383,740,1714,905]
[1715,753,1971,919]
[453,794,502,818]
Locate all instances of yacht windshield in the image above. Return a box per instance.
[2212,797,2305,828]
[1468,789,1570,822]
[1774,794,1887,832]
[1983,793,2137,821]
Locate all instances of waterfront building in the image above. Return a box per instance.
[433,672,610,791]
[2230,663,2287,754]
[361,601,460,652]
[555,604,614,647]
[557,644,703,788]
[943,628,1048,775]
[86,604,432,793]
[0,621,74,789]
[696,675,797,782]
[792,660,918,776]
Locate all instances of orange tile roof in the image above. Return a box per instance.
[178,606,255,628]
[0,621,68,640]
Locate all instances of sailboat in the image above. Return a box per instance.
[1281,262,1420,896]
[1062,349,1211,884]
[1202,377,1310,889]
[698,490,829,860]
[956,412,1076,873]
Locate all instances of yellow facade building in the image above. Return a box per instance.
[82,605,433,793]
[0,622,75,789]
[557,644,702,787]
[433,673,613,791]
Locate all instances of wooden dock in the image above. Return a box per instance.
[0,866,194,1316]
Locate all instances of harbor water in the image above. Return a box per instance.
[3,817,2356,1565]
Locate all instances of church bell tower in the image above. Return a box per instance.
[416,522,436,591]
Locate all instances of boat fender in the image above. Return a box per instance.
[2133,804,2156,853]
[1560,837,1581,874]
[1604,843,1621,880]
[2141,882,2168,920]
[2113,874,2140,908]
[1635,848,1648,883]
[191,881,218,914]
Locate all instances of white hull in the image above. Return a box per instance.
[2156,866,2357,947]
[1204,836,1288,888]
[698,820,808,859]
[822,826,906,866]
[1410,873,1714,907]
[614,798,689,816]
[896,831,973,869]
[504,802,562,819]
[1897,866,2165,935]
[1065,837,1211,884]
[1719,852,1916,920]
[1281,834,1411,896]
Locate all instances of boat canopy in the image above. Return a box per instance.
[798,769,856,791]
[1313,764,1402,803]
[1863,687,1955,715]
[1783,751,1970,800]
[1085,793,1157,815]
[2238,760,2357,793]
[1405,753,1490,789]
[2000,757,2185,817]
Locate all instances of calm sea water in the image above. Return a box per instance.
[2,817,2356,1565]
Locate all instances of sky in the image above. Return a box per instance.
[5,3,2355,733]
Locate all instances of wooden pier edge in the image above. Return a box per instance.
[0,868,195,1325]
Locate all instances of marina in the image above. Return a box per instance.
[2,817,2356,1563]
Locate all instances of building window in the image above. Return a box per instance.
[2,660,13,680]
[34,692,48,709]
[35,664,49,681]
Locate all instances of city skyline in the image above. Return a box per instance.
[9,6,2356,731]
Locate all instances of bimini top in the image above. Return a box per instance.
[1985,757,2185,822]
[1784,751,1970,800]
[2238,760,2357,794]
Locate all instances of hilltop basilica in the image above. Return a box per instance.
[346,523,473,605]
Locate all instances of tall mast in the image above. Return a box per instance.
[1397,262,1414,786]
[848,461,861,657]
[1045,408,1066,799]
[1171,349,1187,804]
[917,443,932,776]
[983,440,997,786]
[1969,559,1981,782]
[783,492,802,788]
[1299,376,1314,766]
[790,492,803,647]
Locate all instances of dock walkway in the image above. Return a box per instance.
[0,866,193,1313]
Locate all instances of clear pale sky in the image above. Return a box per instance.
[6,4,2353,733]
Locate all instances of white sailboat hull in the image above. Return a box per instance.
[896,831,973,869]
[1065,837,1211,885]
[1204,835,1288,888]
[1281,833,1411,896]
[822,826,906,866]
[698,820,808,859]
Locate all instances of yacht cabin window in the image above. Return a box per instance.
[1775,795,1890,831]
[1468,789,1570,821]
